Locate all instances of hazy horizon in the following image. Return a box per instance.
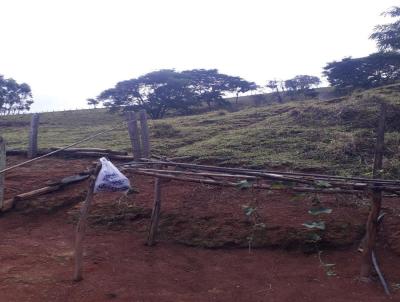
[0,0,398,112]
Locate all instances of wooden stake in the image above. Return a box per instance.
[73,163,101,281]
[28,113,40,159]
[126,111,142,160]
[361,101,386,278]
[139,110,150,158]
[147,177,162,246]
[0,137,5,209]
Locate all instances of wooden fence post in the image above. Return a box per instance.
[126,112,142,160]
[73,163,101,281]
[139,110,150,158]
[147,177,162,246]
[28,113,40,158]
[0,137,5,209]
[361,101,386,278]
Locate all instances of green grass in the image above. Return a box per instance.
[2,83,400,177]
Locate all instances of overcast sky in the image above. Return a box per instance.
[0,0,398,112]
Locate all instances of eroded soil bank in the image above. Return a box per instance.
[1,156,400,301]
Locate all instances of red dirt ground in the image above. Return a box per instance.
[1,156,400,301]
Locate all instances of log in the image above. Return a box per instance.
[130,170,363,194]
[131,168,258,180]
[0,137,5,208]
[5,149,27,156]
[361,101,386,279]
[147,177,162,246]
[14,185,61,201]
[139,159,400,186]
[126,112,142,160]
[0,186,61,212]
[28,113,40,159]
[50,147,128,155]
[73,163,101,281]
[139,160,314,185]
[72,152,133,161]
[1,173,90,212]
[5,149,133,161]
[137,159,400,190]
[139,110,150,158]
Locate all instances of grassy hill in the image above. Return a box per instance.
[1,83,400,177]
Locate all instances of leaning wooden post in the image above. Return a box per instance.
[361,101,386,278]
[147,177,162,246]
[126,111,142,160]
[139,109,150,158]
[0,137,5,209]
[28,113,40,158]
[73,163,101,282]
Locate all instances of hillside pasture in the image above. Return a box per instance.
[2,83,400,177]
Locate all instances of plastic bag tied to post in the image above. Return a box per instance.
[94,157,131,193]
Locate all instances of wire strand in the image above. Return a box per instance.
[0,121,126,174]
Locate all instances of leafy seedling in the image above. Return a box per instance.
[318,251,336,276]
[237,180,253,190]
[306,232,322,243]
[242,206,256,216]
[315,180,332,188]
[308,207,332,215]
[302,221,326,230]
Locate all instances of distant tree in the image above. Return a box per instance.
[181,69,255,110]
[284,75,321,92]
[323,52,400,89]
[266,80,283,103]
[283,75,320,100]
[87,98,99,109]
[98,69,196,119]
[97,69,256,118]
[0,75,33,115]
[230,78,257,105]
[370,6,400,52]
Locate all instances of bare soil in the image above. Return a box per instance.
[1,156,400,301]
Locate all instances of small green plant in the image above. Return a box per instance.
[302,194,331,232]
[236,180,253,190]
[318,251,336,276]
[242,205,266,253]
[302,194,335,276]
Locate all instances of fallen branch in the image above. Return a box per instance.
[130,170,363,195]
[1,174,90,212]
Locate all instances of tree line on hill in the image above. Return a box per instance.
[88,70,322,118]
[90,5,399,118]
[0,6,399,116]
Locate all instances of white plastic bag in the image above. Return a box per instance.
[94,157,131,193]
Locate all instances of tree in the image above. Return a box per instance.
[284,75,321,92]
[370,6,400,52]
[181,69,256,110]
[87,98,99,109]
[0,75,33,115]
[97,69,256,118]
[231,77,257,105]
[266,80,283,103]
[98,69,196,119]
[323,52,400,89]
[283,75,320,100]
